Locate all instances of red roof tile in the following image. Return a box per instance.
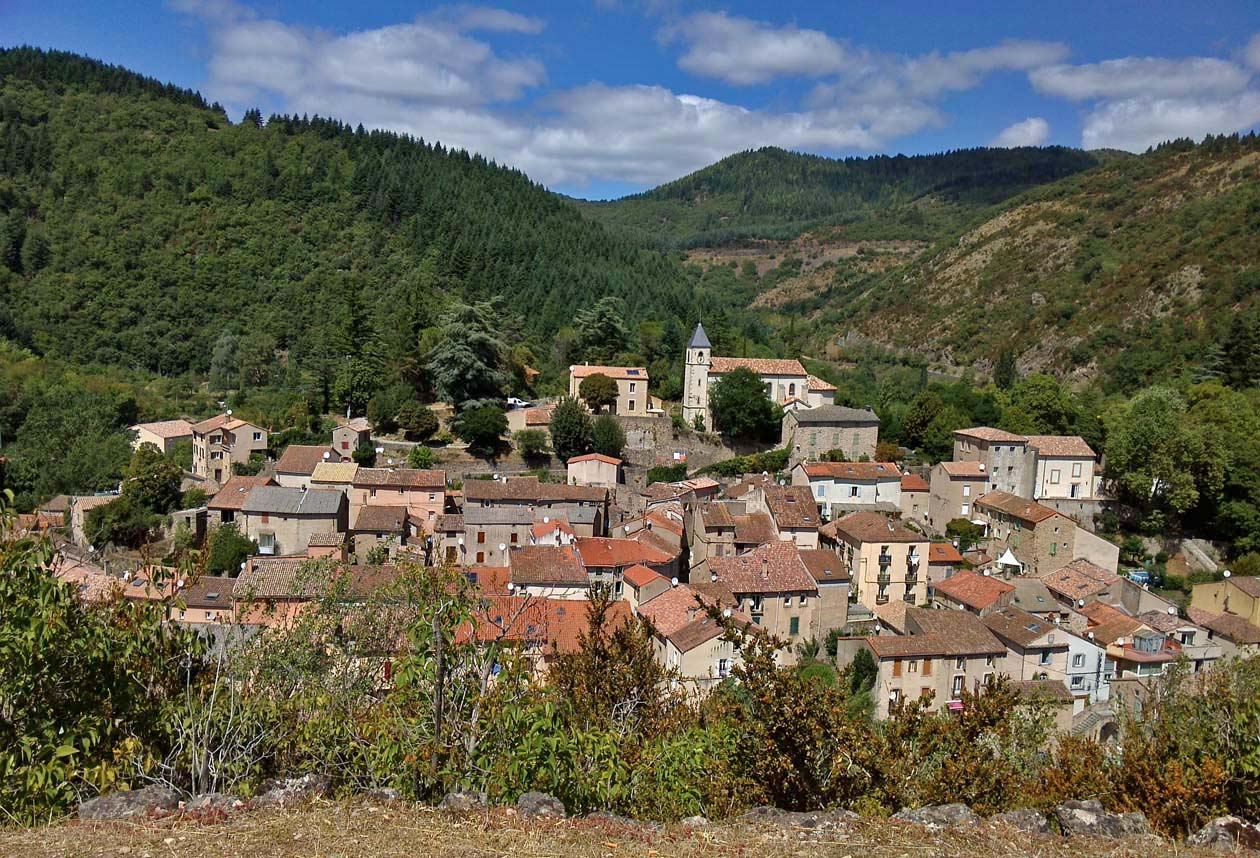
[208,475,278,511]
[709,541,818,595]
[508,545,587,587]
[275,445,336,476]
[901,474,929,492]
[928,543,965,565]
[954,426,1026,443]
[624,563,668,589]
[575,537,673,568]
[975,490,1061,524]
[710,356,807,376]
[800,461,901,480]
[934,570,1014,610]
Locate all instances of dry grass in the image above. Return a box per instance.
[0,802,1227,858]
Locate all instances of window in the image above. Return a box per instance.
[850,486,859,498]
[1180,631,1194,645]
[1071,675,1084,689]
[718,658,730,677]
[962,485,971,498]
[951,675,964,696]
[477,532,486,544]
[784,596,792,607]
[921,687,932,698]
[960,503,969,516]
[817,485,825,498]
[341,441,350,450]
[258,532,275,554]
[628,382,636,393]
[955,657,965,670]
[908,659,918,674]
[475,551,484,564]
[750,596,763,612]
[370,489,377,499]
[1039,650,1052,665]
[628,400,636,411]
[1072,653,1086,668]
[1050,542,1057,556]
[920,658,932,676]
[799,594,807,606]
[1050,469,1061,485]
[253,432,262,441]
[1072,462,1082,478]
[789,617,800,636]
[510,533,518,544]
[429,493,436,501]
[986,655,996,667]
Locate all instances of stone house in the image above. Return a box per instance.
[463,477,609,538]
[351,468,446,531]
[973,491,1075,576]
[931,570,1015,616]
[952,427,1033,496]
[800,547,850,638]
[332,418,372,457]
[275,445,338,490]
[349,505,410,562]
[130,419,194,454]
[900,474,929,521]
[791,460,902,517]
[464,506,534,566]
[566,453,622,488]
[191,413,269,486]
[240,486,348,557]
[506,544,590,600]
[744,484,823,549]
[207,475,278,526]
[982,606,1071,684]
[927,460,989,532]
[69,495,119,546]
[1025,435,1097,500]
[707,541,818,664]
[568,365,650,415]
[781,405,880,462]
[636,583,746,694]
[823,511,928,611]
[576,536,678,598]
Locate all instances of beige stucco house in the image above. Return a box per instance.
[568,365,650,415]
[927,460,989,532]
[191,413,268,486]
[130,419,194,454]
[1026,435,1097,500]
[824,511,928,611]
[953,427,1032,496]
[240,486,348,557]
[351,468,446,530]
[708,541,818,664]
[567,453,622,488]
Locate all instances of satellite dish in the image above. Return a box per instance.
[226,409,232,416]
[671,577,679,586]
[1223,570,1232,578]
[507,582,515,592]
[722,608,731,618]
[323,452,330,460]
[1078,599,1086,607]
[498,543,506,552]
[1167,606,1177,615]
[543,516,550,524]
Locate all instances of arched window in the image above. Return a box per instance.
[788,383,796,397]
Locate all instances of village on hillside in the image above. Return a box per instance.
[18,321,1257,745]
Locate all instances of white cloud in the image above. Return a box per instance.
[1030,57,1251,100]
[992,117,1050,147]
[660,12,857,85]
[431,5,545,34]
[1081,92,1260,151]
[902,40,1069,98]
[1245,33,1260,71]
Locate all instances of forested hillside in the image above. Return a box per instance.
[791,135,1260,392]
[580,145,1110,248]
[0,47,703,378]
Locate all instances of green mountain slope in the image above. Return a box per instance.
[580,145,1109,248]
[0,47,699,376]
[796,135,1260,392]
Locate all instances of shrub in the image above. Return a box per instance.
[549,396,593,462]
[205,523,257,575]
[397,402,439,442]
[453,405,508,455]
[352,441,378,467]
[407,445,436,469]
[590,415,626,459]
[646,463,688,484]
[513,429,549,460]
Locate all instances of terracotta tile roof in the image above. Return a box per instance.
[901,474,929,492]
[867,607,1005,658]
[701,502,738,530]
[829,511,923,544]
[576,537,673,568]
[679,477,720,492]
[55,556,117,602]
[982,606,1056,647]
[805,374,838,392]
[709,541,818,595]
[467,596,630,655]
[1137,610,1200,635]
[242,486,344,517]
[763,485,821,529]
[799,548,849,583]
[637,584,720,637]
[975,490,1061,524]
[41,495,72,513]
[733,512,778,546]
[569,365,649,380]
[352,505,409,533]
[523,406,553,426]
[1186,607,1260,644]
[234,558,398,600]
[463,476,606,504]
[800,461,901,480]
[1010,679,1074,703]
[311,462,359,483]
[435,514,464,533]
[465,506,535,525]
[532,517,574,538]
[191,413,233,434]
[954,426,1026,443]
[1227,576,1260,599]
[667,614,740,652]
[275,445,335,476]
[508,545,587,587]
[690,580,738,607]
[307,532,343,547]
[928,543,965,565]
[353,468,445,489]
[467,566,511,595]
[710,356,807,377]
[208,475,279,511]
[568,453,622,466]
[73,494,118,512]
[1080,601,1144,645]
[624,563,668,589]
[939,461,990,478]
[132,419,194,439]
[1025,435,1095,458]
[1041,559,1121,603]
[935,570,1015,610]
[874,600,911,633]
[179,575,234,609]
[629,527,683,559]
[642,482,688,502]
[339,417,372,432]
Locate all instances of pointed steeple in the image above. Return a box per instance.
[688,322,712,349]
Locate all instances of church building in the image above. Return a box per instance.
[682,323,835,430]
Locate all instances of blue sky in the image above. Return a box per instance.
[5,0,1260,198]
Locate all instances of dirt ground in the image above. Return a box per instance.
[0,802,1231,858]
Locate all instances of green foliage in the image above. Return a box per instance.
[181,486,208,509]
[590,415,626,459]
[646,463,688,484]
[123,443,184,514]
[848,647,877,694]
[232,452,267,477]
[426,302,511,411]
[397,402,439,442]
[453,405,508,455]
[578,373,619,413]
[513,429,549,460]
[167,439,194,472]
[700,447,790,478]
[407,445,436,469]
[0,498,202,823]
[549,396,593,462]
[946,518,985,552]
[993,348,1018,389]
[85,493,154,548]
[352,441,378,467]
[709,367,779,441]
[572,298,631,365]
[205,523,256,575]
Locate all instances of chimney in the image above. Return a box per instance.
[761,557,769,579]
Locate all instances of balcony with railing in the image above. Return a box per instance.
[878,553,893,565]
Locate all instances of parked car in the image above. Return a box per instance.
[506,397,531,409]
